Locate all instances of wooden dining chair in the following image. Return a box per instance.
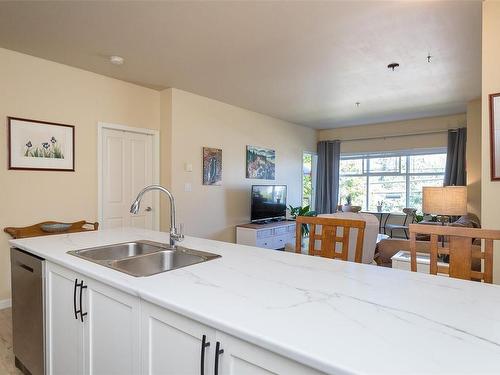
[409,224,500,283]
[295,216,366,262]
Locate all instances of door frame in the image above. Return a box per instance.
[97,122,160,231]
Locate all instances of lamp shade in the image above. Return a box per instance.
[422,186,468,216]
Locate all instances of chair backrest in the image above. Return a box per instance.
[409,224,500,283]
[295,216,366,262]
[402,208,417,225]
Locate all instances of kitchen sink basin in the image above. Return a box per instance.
[70,241,164,261]
[67,240,220,277]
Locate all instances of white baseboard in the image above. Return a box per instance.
[0,299,12,310]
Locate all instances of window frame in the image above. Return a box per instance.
[339,148,447,212]
[302,151,318,209]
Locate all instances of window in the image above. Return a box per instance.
[302,152,317,209]
[339,150,446,213]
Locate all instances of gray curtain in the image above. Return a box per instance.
[444,128,467,186]
[315,140,341,214]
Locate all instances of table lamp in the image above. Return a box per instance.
[422,186,468,224]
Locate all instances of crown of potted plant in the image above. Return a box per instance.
[376,200,384,213]
[288,205,317,238]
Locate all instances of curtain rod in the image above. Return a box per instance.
[337,128,462,143]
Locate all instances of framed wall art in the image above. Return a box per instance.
[202,147,222,185]
[8,117,75,171]
[246,145,275,180]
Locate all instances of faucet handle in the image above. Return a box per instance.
[175,223,185,242]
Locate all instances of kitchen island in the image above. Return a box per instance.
[10,227,500,375]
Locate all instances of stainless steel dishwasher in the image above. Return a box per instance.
[11,248,45,375]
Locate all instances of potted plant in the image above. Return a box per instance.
[376,200,384,213]
[288,205,317,238]
[342,195,353,212]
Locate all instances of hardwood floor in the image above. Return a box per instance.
[0,308,23,374]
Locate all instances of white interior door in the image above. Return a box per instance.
[101,128,154,229]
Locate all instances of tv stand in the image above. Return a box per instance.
[253,218,288,225]
[236,221,296,250]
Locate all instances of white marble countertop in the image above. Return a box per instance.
[9,228,500,374]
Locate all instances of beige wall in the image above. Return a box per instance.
[0,48,161,300]
[466,98,482,217]
[163,88,317,242]
[482,0,500,283]
[318,114,466,154]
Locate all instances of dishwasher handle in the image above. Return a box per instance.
[16,262,34,273]
[11,249,43,277]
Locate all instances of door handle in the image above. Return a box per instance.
[73,279,78,320]
[145,206,152,212]
[214,341,224,375]
[200,334,210,375]
[74,279,88,322]
[79,281,88,322]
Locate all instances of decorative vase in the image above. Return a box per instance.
[342,204,353,212]
[377,205,383,213]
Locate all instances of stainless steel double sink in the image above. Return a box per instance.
[67,240,220,277]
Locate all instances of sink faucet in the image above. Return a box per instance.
[130,185,184,247]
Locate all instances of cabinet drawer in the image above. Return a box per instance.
[255,238,275,249]
[273,235,295,249]
[256,229,273,238]
[274,226,288,236]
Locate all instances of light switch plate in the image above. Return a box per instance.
[184,163,193,172]
[184,183,192,192]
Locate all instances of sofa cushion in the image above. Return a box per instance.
[451,213,481,228]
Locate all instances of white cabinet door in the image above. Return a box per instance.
[215,332,324,375]
[45,262,85,375]
[141,301,216,375]
[46,262,141,375]
[84,278,141,375]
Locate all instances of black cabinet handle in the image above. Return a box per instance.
[79,281,88,322]
[214,341,224,375]
[200,334,210,375]
[73,280,88,322]
[73,279,78,320]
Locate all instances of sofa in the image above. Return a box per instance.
[375,213,481,268]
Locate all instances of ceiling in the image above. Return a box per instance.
[0,1,482,129]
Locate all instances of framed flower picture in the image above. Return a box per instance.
[8,117,75,171]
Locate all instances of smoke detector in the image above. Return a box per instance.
[110,55,124,65]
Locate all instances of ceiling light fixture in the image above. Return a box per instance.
[427,53,432,63]
[355,102,360,107]
[110,55,124,65]
[387,62,400,71]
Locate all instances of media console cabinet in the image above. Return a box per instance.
[236,221,296,250]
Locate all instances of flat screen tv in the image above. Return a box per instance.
[251,185,287,222]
